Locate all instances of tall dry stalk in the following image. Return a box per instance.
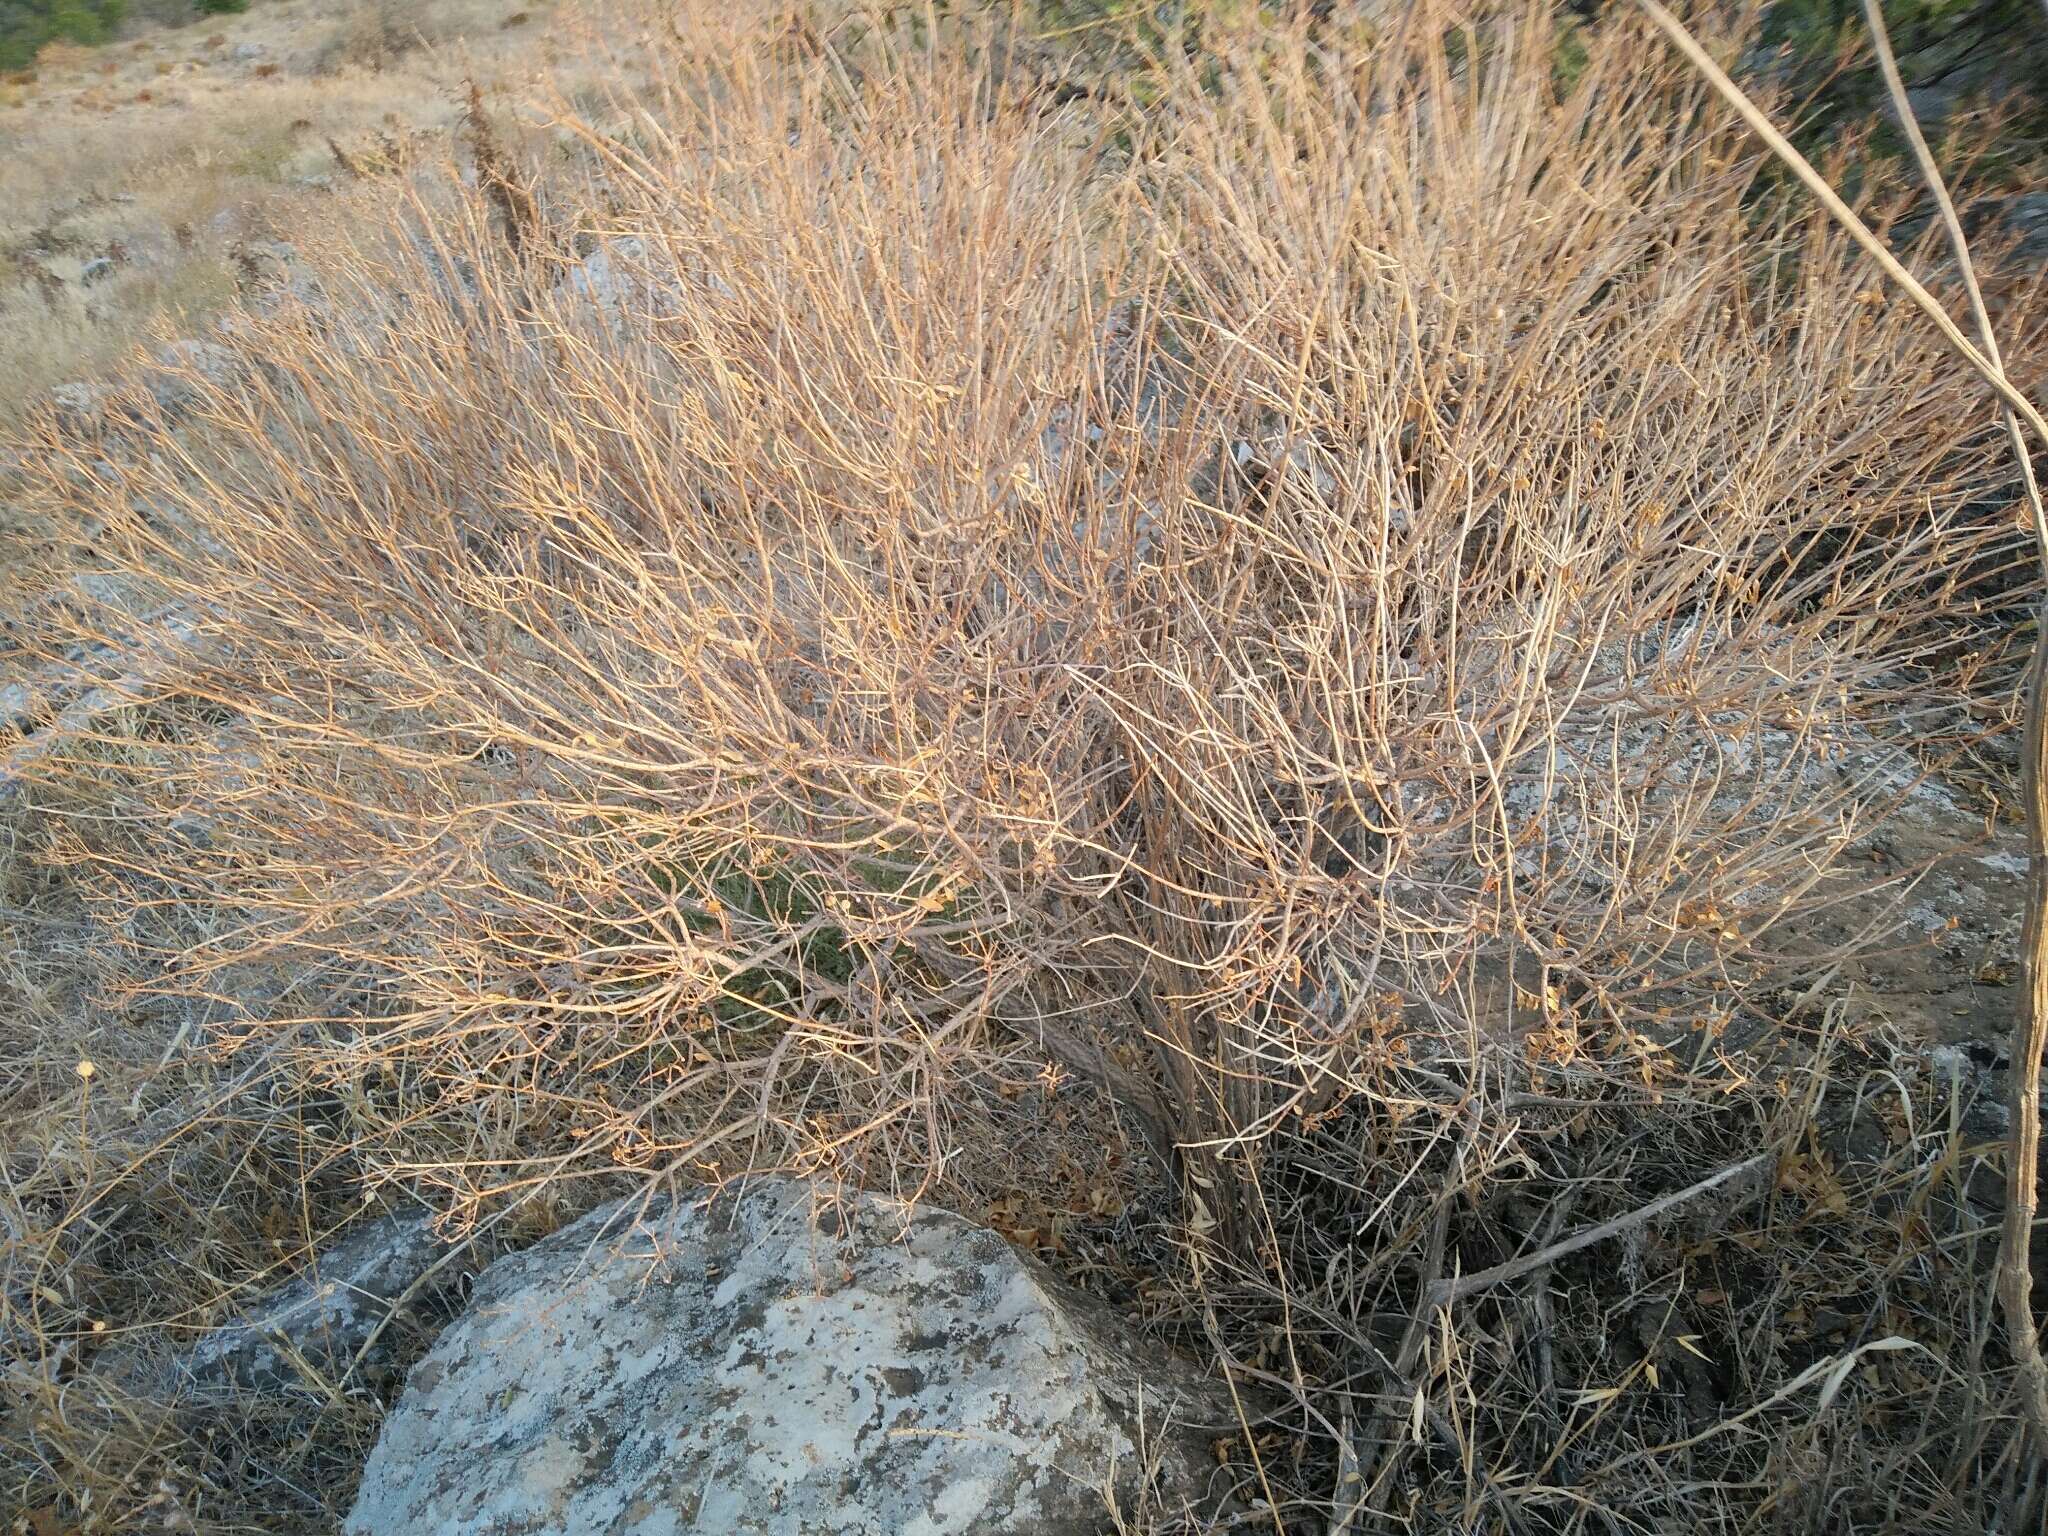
[1858,0,2048,1462]
[1636,0,2048,1460]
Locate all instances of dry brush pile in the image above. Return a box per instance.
[3,2,2046,1530]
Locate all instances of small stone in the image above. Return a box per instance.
[176,1213,481,1400]
[70,571,139,612]
[49,381,116,435]
[146,339,242,415]
[0,681,39,732]
[560,237,649,315]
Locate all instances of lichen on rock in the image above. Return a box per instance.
[345,1179,1236,1535]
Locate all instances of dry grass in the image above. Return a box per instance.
[3,1,2047,1530]
[0,0,565,432]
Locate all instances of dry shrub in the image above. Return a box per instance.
[6,2,2046,1529]
[310,0,446,77]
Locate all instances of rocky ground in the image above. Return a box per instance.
[0,0,566,428]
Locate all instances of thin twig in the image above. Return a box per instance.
[1424,1154,1767,1309]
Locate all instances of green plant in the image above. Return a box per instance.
[0,1,128,70]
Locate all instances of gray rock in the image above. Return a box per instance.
[176,1213,480,1400]
[146,339,243,415]
[234,240,326,315]
[69,570,143,613]
[346,1180,1234,1536]
[2005,192,2048,262]
[0,681,39,735]
[561,236,650,315]
[80,256,117,286]
[1904,85,1961,130]
[48,381,121,438]
[557,237,711,322]
[40,341,242,440]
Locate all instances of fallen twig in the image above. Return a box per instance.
[1423,1153,1767,1310]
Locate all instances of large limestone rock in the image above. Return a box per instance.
[345,1179,1235,1535]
